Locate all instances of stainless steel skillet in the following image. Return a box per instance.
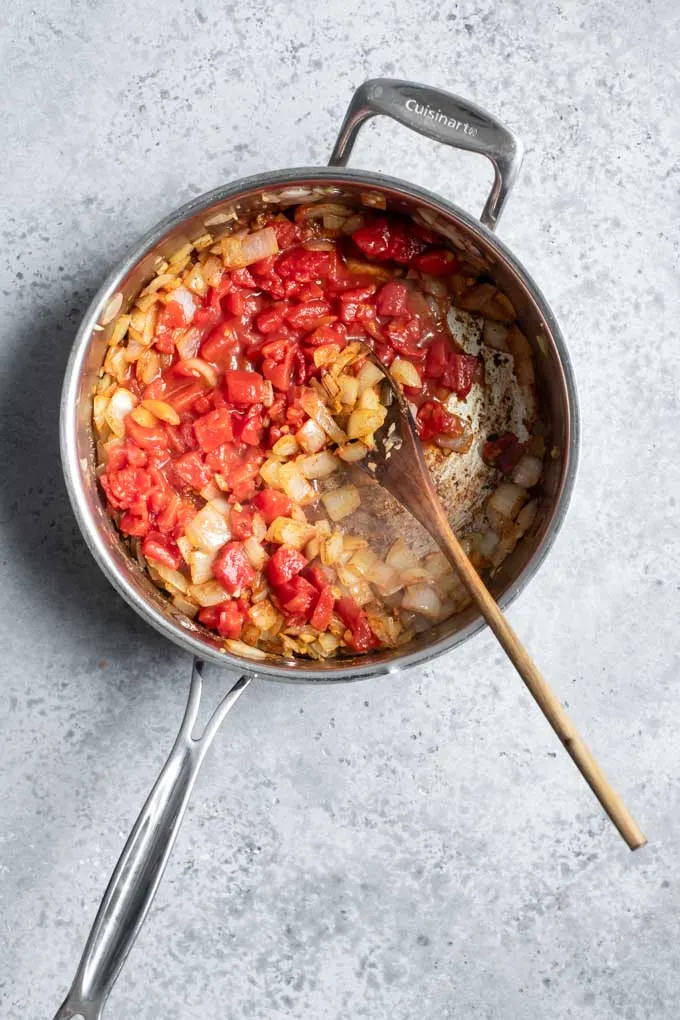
[55,79,579,1018]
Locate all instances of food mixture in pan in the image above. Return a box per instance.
[94,200,547,660]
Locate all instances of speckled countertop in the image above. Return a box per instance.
[1,1,679,1017]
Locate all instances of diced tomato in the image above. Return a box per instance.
[276,575,317,619]
[442,352,479,399]
[352,218,425,264]
[416,399,466,442]
[228,450,264,502]
[193,408,234,452]
[213,542,255,595]
[234,406,265,447]
[266,545,308,586]
[225,369,265,405]
[164,378,206,414]
[230,505,255,540]
[141,531,182,570]
[411,249,458,276]
[101,467,151,509]
[376,280,410,317]
[352,219,392,260]
[216,600,245,639]
[309,585,334,631]
[172,450,213,489]
[231,267,257,289]
[119,509,150,537]
[303,564,331,592]
[252,488,292,524]
[198,600,244,639]
[267,214,298,250]
[223,290,247,316]
[285,298,333,332]
[335,596,379,652]
[482,432,525,474]
[338,286,376,324]
[296,282,325,301]
[192,305,223,336]
[306,322,347,348]
[424,337,449,379]
[201,321,238,365]
[384,316,424,355]
[263,345,295,392]
[276,248,331,282]
[256,303,290,334]
[205,440,239,475]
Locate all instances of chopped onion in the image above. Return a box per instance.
[475,529,500,559]
[260,458,283,488]
[421,551,450,578]
[356,361,384,395]
[185,502,231,554]
[385,537,420,572]
[180,358,219,389]
[199,480,221,502]
[222,227,278,268]
[516,499,538,533]
[170,286,197,324]
[141,399,180,425]
[512,454,542,489]
[272,434,300,457]
[371,561,403,596]
[104,387,137,437]
[365,609,402,647]
[338,374,359,407]
[348,546,378,576]
[487,482,527,522]
[188,579,229,607]
[401,583,442,619]
[347,407,386,440]
[321,485,360,522]
[296,417,327,454]
[243,536,268,569]
[130,406,157,429]
[185,262,208,297]
[155,563,189,593]
[434,427,472,454]
[482,320,509,351]
[177,536,193,562]
[506,326,535,385]
[279,461,315,503]
[299,390,347,445]
[321,532,344,565]
[201,255,224,288]
[189,549,216,585]
[172,594,198,619]
[299,451,340,480]
[224,638,267,660]
[249,599,281,632]
[336,441,368,463]
[390,358,422,389]
[265,516,317,550]
[175,327,203,361]
[298,202,353,221]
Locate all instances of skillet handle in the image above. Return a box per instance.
[329,78,523,230]
[53,661,251,1020]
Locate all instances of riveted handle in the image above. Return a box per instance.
[329,78,524,229]
[53,662,251,1020]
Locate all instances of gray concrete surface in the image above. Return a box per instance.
[1,1,679,1017]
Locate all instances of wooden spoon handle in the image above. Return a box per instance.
[437,519,646,850]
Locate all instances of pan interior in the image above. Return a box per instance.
[64,170,576,681]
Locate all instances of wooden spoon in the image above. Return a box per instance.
[354,350,646,850]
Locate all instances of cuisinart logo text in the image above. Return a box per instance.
[405,98,478,137]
